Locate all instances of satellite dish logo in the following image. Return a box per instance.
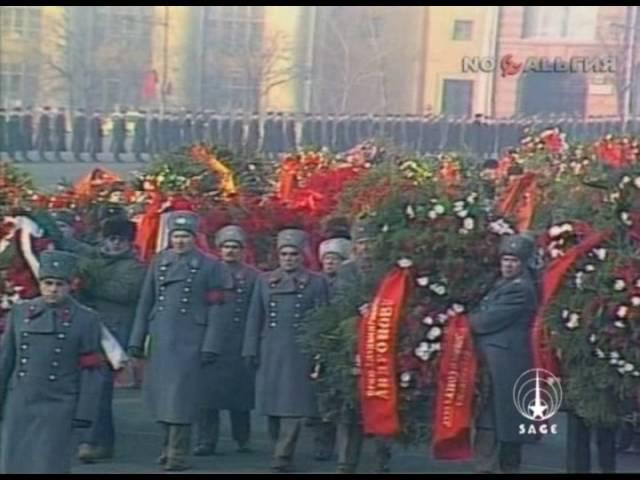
[513,369,563,423]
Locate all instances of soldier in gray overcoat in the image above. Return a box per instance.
[127,211,230,471]
[87,110,103,161]
[195,226,258,456]
[242,229,329,472]
[110,109,127,162]
[469,234,539,474]
[53,107,67,161]
[331,220,393,474]
[132,110,148,162]
[0,250,102,474]
[312,236,352,461]
[72,108,88,162]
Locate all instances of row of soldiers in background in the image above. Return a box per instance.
[3,107,640,163]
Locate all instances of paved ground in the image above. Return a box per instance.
[67,389,640,474]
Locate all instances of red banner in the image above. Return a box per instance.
[497,172,538,232]
[141,69,158,100]
[532,228,609,375]
[432,313,478,461]
[358,267,410,437]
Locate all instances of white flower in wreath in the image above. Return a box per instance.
[431,343,442,352]
[428,210,439,220]
[624,363,635,373]
[452,303,465,314]
[610,351,621,360]
[565,313,580,330]
[561,223,574,234]
[610,358,621,366]
[416,276,430,287]
[400,372,412,388]
[616,305,629,319]
[613,279,627,292]
[414,342,432,361]
[548,225,564,238]
[614,320,627,329]
[458,228,470,236]
[397,258,413,269]
[456,209,469,219]
[466,192,478,204]
[426,326,443,342]
[592,248,607,261]
[453,201,466,212]
[421,316,435,326]
[463,217,475,231]
[561,309,570,320]
[589,333,598,344]
[634,177,640,189]
[584,264,596,273]
[550,248,564,259]
[609,192,621,202]
[405,204,416,220]
[434,204,446,215]
[381,224,390,233]
[574,272,585,289]
[620,176,632,188]
[437,313,449,324]
[429,283,447,296]
[633,371,640,377]
[632,296,640,307]
[595,348,606,359]
[620,211,633,226]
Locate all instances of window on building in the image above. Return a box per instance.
[1,6,42,37]
[0,62,38,106]
[522,6,598,40]
[453,20,473,41]
[441,79,473,117]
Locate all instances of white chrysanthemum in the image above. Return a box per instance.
[381,224,390,233]
[610,351,621,359]
[574,272,584,289]
[429,284,447,296]
[624,363,635,372]
[584,264,595,273]
[632,297,640,307]
[561,223,574,233]
[453,201,466,212]
[414,343,431,361]
[458,228,470,236]
[453,303,465,313]
[614,320,627,329]
[620,176,632,186]
[437,314,448,324]
[400,372,412,383]
[549,225,564,238]
[428,210,438,220]
[416,276,430,287]
[421,316,434,326]
[595,348,606,359]
[616,305,629,318]
[634,177,640,189]
[592,248,607,261]
[426,327,443,341]
[405,205,416,219]
[561,309,570,319]
[456,209,469,219]
[434,205,445,215]
[463,217,475,230]
[620,211,633,226]
[466,192,478,204]
[614,279,627,291]
[589,334,598,344]
[397,258,413,269]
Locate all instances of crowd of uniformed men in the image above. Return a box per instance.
[0,161,631,474]
[1,106,637,162]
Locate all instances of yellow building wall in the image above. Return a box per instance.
[262,6,303,112]
[423,6,498,115]
[151,6,190,109]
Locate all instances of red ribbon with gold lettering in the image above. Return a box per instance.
[432,313,478,461]
[357,267,410,437]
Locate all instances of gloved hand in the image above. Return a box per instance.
[72,419,92,429]
[127,346,145,359]
[201,352,219,365]
[244,356,259,370]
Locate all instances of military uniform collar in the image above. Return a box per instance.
[161,248,202,267]
[269,268,309,286]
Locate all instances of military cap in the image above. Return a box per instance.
[50,209,76,227]
[39,250,78,282]
[99,203,127,222]
[277,229,307,251]
[319,238,352,260]
[215,225,247,248]
[499,234,535,263]
[102,218,136,242]
[351,219,378,242]
[168,211,199,236]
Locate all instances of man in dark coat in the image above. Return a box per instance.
[243,229,329,472]
[128,211,230,471]
[300,113,314,147]
[312,236,352,461]
[20,106,34,161]
[72,218,146,463]
[53,107,67,161]
[36,106,53,162]
[0,250,102,474]
[182,110,194,147]
[283,112,297,152]
[72,108,88,162]
[7,107,22,162]
[160,113,172,152]
[219,114,232,150]
[87,110,103,162]
[132,110,148,162]
[110,108,127,162]
[230,113,245,153]
[332,220,393,474]
[148,110,162,157]
[469,234,539,474]
[194,111,206,144]
[208,111,220,147]
[245,112,260,156]
[196,226,258,456]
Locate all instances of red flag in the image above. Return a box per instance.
[141,70,158,100]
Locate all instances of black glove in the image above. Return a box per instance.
[127,346,145,359]
[72,419,92,429]
[201,352,219,365]
[244,356,259,370]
